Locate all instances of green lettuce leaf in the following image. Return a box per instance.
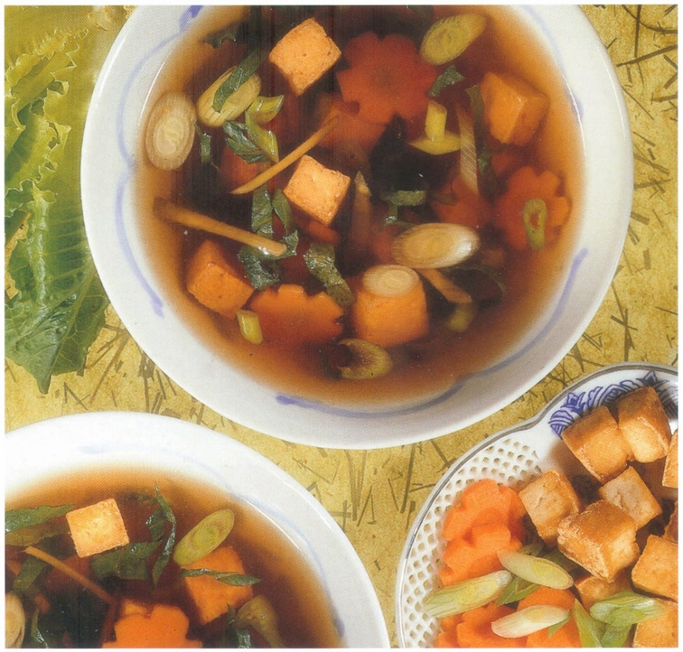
[5,6,129,392]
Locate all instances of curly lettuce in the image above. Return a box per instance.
[5,6,129,392]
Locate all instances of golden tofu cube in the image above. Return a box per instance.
[557,500,639,581]
[598,465,662,529]
[617,386,672,462]
[633,598,678,648]
[66,498,129,558]
[518,469,582,545]
[663,502,677,543]
[631,535,678,601]
[284,155,350,226]
[663,430,678,488]
[268,18,341,96]
[561,405,633,483]
[574,570,631,609]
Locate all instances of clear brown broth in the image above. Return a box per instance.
[6,467,342,648]
[136,5,583,408]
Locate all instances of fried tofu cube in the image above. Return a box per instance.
[598,466,662,529]
[186,240,254,319]
[664,502,677,543]
[66,498,129,558]
[518,469,582,545]
[556,500,639,581]
[182,545,254,625]
[663,430,678,488]
[574,570,631,609]
[616,386,672,462]
[284,155,351,226]
[479,71,549,146]
[561,405,633,483]
[633,598,678,648]
[631,535,678,600]
[268,18,341,96]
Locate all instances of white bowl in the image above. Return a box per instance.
[395,362,678,647]
[81,6,632,449]
[5,412,390,648]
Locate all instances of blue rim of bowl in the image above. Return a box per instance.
[394,361,678,645]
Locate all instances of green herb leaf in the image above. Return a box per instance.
[429,65,464,97]
[5,520,67,547]
[304,242,355,308]
[181,568,260,586]
[148,485,177,585]
[223,121,268,164]
[12,555,50,598]
[272,189,296,234]
[6,504,74,533]
[238,231,298,290]
[202,23,241,48]
[251,185,274,238]
[220,606,253,648]
[91,541,161,581]
[466,85,503,199]
[194,121,212,164]
[213,49,264,113]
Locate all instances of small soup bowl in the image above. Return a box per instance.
[5,412,390,647]
[82,6,632,448]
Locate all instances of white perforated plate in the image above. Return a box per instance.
[395,362,678,648]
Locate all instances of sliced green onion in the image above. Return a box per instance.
[446,302,477,332]
[420,13,487,65]
[523,198,548,250]
[236,310,263,345]
[336,339,393,380]
[236,596,284,648]
[590,591,666,627]
[245,109,279,162]
[425,100,447,142]
[573,600,606,647]
[601,624,632,648]
[498,549,574,590]
[247,95,284,124]
[173,508,235,565]
[423,570,512,618]
[491,605,569,638]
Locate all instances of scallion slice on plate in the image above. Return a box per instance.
[423,570,512,618]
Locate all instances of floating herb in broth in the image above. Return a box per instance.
[137,5,582,407]
[5,469,341,648]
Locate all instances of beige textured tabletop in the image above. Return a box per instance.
[5,5,678,645]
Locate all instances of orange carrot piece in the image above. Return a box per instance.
[318,94,385,152]
[442,479,526,542]
[432,177,493,230]
[518,587,581,648]
[441,521,522,584]
[495,165,571,250]
[479,71,549,146]
[350,274,429,348]
[368,223,401,264]
[182,545,254,626]
[336,32,437,125]
[293,211,342,246]
[249,283,344,344]
[435,614,463,648]
[186,240,255,319]
[103,603,201,648]
[220,146,261,191]
[456,604,526,648]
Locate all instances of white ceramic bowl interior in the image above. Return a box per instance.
[395,362,678,647]
[81,5,633,449]
[5,412,390,648]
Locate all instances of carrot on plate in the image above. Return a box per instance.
[494,165,571,250]
[249,283,344,344]
[442,478,527,542]
[456,603,527,648]
[350,264,429,348]
[479,71,549,147]
[186,239,255,319]
[336,31,437,125]
[517,586,581,648]
[182,545,254,626]
[103,603,201,648]
[440,520,523,585]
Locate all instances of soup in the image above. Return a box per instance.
[5,468,340,648]
[137,5,582,406]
